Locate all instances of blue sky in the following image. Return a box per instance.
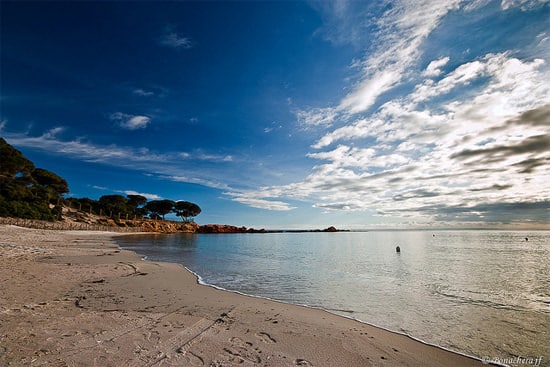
[1,0,549,229]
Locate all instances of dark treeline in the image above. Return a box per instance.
[0,138,201,222]
[67,195,201,222]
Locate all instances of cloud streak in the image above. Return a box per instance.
[159,26,194,49]
[298,1,464,127]
[120,190,162,200]
[0,127,239,191]
[110,112,151,130]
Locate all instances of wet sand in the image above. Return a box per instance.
[0,224,487,366]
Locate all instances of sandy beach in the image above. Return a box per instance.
[0,225,487,367]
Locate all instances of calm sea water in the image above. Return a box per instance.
[116,231,550,364]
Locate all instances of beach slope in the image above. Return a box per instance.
[0,225,485,366]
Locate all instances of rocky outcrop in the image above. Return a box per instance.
[197,224,266,233]
[59,207,200,233]
[137,220,199,233]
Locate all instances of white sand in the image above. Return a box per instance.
[0,225,486,366]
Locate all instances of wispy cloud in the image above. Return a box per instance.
[132,88,154,97]
[225,191,296,211]
[178,150,233,162]
[295,107,338,128]
[298,1,465,128]
[159,26,194,49]
[337,1,462,115]
[2,127,160,163]
[500,0,549,11]
[1,127,240,191]
[120,190,162,200]
[110,112,151,130]
[164,175,230,190]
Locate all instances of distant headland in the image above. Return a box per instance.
[0,212,346,234]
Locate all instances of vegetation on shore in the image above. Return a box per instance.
[0,138,201,225]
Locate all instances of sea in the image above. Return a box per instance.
[115,230,550,366]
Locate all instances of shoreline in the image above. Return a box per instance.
[1,225,489,366]
[184,265,493,365]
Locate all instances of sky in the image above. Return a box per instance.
[1,0,549,230]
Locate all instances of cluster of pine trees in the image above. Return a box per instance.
[0,138,201,222]
[1,138,68,220]
[66,195,201,222]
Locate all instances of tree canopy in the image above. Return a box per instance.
[0,138,65,220]
[0,137,34,179]
[175,201,202,222]
[145,200,175,220]
[32,168,69,197]
[0,138,202,222]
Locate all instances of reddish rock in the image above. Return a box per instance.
[198,224,248,233]
[136,220,199,233]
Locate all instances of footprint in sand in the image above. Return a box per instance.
[45,359,70,367]
[295,358,314,366]
[255,331,276,344]
[179,350,204,366]
[222,336,262,364]
[229,336,253,347]
[223,347,261,364]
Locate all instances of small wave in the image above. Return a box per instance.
[326,308,355,314]
[434,289,531,312]
[182,266,491,366]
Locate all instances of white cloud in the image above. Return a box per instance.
[423,56,450,77]
[413,59,486,103]
[88,187,162,200]
[42,126,65,138]
[133,88,154,97]
[314,52,548,151]
[110,112,151,130]
[121,190,162,200]
[338,70,401,114]
[165,175,230,190]
[225,192,296,211]
[444,54,548,124]
[501,0,550,10]
[124,116,150,130]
